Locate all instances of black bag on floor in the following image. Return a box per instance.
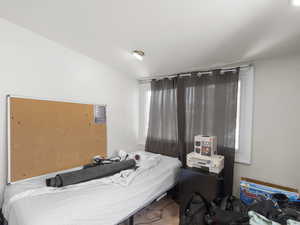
[0,209,5,225]
[204,196,249,225]
[180,192,209,225]
[204,207,249,225]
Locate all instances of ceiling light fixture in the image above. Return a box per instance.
[291,0,300,6]
[132,50,144,61]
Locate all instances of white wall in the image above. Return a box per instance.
[0,19,139,204]
[234,54,300,195]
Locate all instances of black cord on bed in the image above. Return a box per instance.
[134,201,175,225]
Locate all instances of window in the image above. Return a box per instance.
[138,82,151,144]
[235,66,254,164]
[138,66,254,164]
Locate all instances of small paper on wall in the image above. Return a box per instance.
[94,105,106,124]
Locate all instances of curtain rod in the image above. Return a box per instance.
[138,63,252,82]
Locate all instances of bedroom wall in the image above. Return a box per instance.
[234,53,300,195]
[0,18,138,204]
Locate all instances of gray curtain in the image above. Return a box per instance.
[145,78,179,157]
[179,69,239,195]
[181,69,239,155]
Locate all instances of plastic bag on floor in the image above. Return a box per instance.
[287,219,300,225]
[249,211,281,225]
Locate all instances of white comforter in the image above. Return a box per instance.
[2,152,181,225]
[100,150,162,186]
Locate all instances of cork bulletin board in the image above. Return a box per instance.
[7,96,107,183]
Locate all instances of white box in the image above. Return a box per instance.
[187,152,224,174]
[194,135,217,156]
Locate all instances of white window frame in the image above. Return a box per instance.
[138,66,254,164]
[235,66,254,164]
[138,82,151,145]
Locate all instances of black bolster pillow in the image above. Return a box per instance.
[47,159,136,187]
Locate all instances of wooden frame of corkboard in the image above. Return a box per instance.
[7,95,107,183]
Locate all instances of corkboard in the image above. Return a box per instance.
[8,97,107,182]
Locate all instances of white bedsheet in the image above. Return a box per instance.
[2,152,181,225]
[100,150,162,186]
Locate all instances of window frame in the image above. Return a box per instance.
[138,82,151,145]
[235,66,254,164]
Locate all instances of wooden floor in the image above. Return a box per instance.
[120,197,179,225]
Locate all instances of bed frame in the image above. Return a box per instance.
[4,95,180,225]
[120,185,176,225]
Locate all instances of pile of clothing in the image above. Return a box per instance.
[181,193,300,225]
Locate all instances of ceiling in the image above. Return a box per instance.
[1,0,300,77]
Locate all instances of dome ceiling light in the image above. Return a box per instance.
[132,50,145,61]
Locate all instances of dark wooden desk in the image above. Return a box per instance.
[178,167,224,223]
[179,168,224,202]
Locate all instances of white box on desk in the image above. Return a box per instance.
[187,152,224,174]
[194,135,217,156]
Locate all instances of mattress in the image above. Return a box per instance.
[2,152,181,225]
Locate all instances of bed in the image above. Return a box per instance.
[2,152,181,225]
